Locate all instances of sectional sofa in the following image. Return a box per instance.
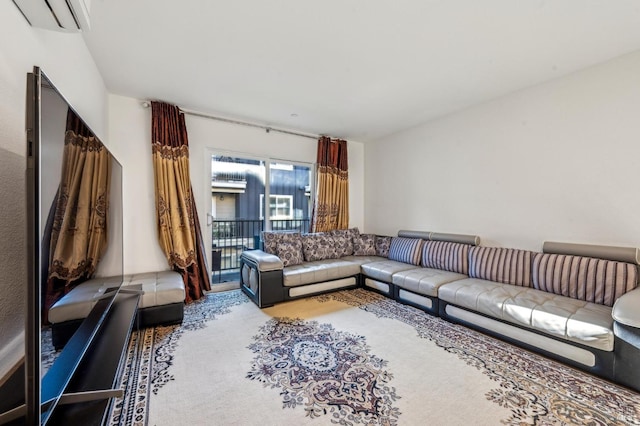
[239,229,640,392]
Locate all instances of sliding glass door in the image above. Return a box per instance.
[267,161,312,232]
[209,154,312,282]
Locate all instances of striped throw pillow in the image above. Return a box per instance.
[532,253,638,307]
[421,240,471,275]
[469,246,533,287]
[388,237,423,265]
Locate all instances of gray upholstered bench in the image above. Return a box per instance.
[49,270,185,348]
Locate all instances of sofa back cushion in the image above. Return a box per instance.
[276,237,304,267]
[532,253,638,307]
[262,230,300,255]
[421,240,471,275]
[302,233,339,261]
[469,246,534,287]
[388,237,423,265]
[375,236,392,258]
[330,228,359,257]
[353,234,377,256]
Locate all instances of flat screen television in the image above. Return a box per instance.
[18,67,124,425]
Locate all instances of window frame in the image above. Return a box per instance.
[259,194,294,220]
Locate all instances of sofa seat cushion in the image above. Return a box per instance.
[439,278,614,351]
[360,259,421,283]
[392,268,467,297]
[283,259,361,287]
[340,255,387,266]
[49,271,185,324]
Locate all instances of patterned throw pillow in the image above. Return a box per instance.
[302,233,339,261]
[261,231,278,254]
[331,228,360,257]
[276,238,304,267]
[261,231,300,255]
[375,236,392,258]
[353,234,377,256]
[388,237,423,265]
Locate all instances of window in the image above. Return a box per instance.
[260,194,293,220]
[208,153,313,274]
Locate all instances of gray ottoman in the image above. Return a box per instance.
[49,270,185,348]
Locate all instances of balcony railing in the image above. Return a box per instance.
[211,218,311,273]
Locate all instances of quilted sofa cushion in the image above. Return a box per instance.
[388,237,423,265]
[532,253,638,307]
[392,268,467,297]
[360,259,420,283]
[469,246,534,287]
[339,255,387,265]
[421,240,471,275]
[283,259,361,287]
[122,271,186,308]
[438,278,614,352]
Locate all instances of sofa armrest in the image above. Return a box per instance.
[613,287,640,328]
[240,250,284,308]
[613,290,640,391]
[240,250,284,272]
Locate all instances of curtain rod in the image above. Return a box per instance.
[141,101,320,140]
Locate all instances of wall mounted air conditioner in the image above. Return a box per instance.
[13,0,91,32]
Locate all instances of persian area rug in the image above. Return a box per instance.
[91,289,640,425]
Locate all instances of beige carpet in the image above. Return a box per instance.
[110,289,640,426]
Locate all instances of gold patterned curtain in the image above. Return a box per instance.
[44,109,112,320]
[151,101,211,302]
[311,136,349,232]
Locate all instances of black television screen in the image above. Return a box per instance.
[22,67,124,425]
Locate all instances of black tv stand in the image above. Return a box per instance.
[45,289,139,425]
[0,288,140,426]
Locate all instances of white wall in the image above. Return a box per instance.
[366,50,640,250]
[0,3,109,379]
[107,96,168,274]
[108,94,365,274]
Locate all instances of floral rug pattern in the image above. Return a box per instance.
[42,288,640,425]
[315,289,640,425]
[54,289,249,426]
[247,317,401,425]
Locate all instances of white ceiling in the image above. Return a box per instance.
[82,0,640,142]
